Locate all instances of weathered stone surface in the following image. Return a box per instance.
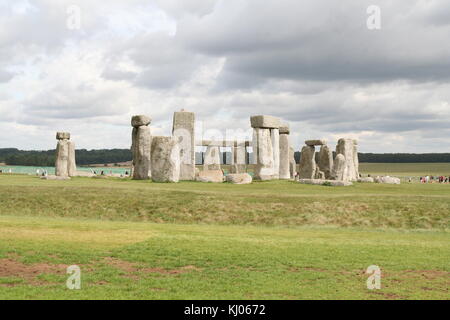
[298,145,316,179]
[336,138,358,181]
[318,145,334,179]
[132,126,151,180]
[197,170,224,183]
[279,124,290,135]
[151,136,180,183]
[203,145,221,171]
[252,128,275,180]
[250,115,280,129]
[314,168,326,180]
[56,132,70,140]
[358,177,374,183]
[289,147,296,179]
[305,139,326,146]
[131,115,151,128]
[353,141,359,178]
[55,140,69,177]
[271,128,280,179]
[226,173,252,184]
[331,153,346,181]
[279,133,290,179]
[172,111,195,180]
[74,171,95,177]
[374,176,401,184]
[298,179,353,187]
[67,141,77,177]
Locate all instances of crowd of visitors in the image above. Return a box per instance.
[419,176,450,183]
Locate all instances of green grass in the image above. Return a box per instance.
[360,162,450,177]
[0,173,448,300]
[0,216,448,300]
[0,175,448,229]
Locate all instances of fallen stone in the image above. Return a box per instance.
[305,139,327,146]
[250,115,280,129]
[298,179,353,187]
[374,176,401,184]
[197,170,224,183]
[151,136,180,183]
[74,171,95,177]
[226,173,252,184]
[358,177,374,183]
[131,115,151,128]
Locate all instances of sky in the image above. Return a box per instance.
[0,0,449,153]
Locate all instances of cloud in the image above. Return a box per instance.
[0,0,449,153]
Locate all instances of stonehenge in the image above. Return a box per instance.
[298,138,360,184]
[151,136,180,183]
[131,115,152,180]
[251,115,280,180]
[55,132,76,177]
[172,110,195,180]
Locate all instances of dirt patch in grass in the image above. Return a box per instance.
[102,257,202,278]
[0,258,68,286]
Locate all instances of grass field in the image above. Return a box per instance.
[0,168,449,300]
[359,162,450,178]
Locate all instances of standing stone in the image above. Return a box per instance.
[252,128,275,180]
[55,139,69,177]
[203,145,221,171]
[230,141,247,174]
[279,125,290,180]
[332,153,347,181]
[55,132,76,178]
[298,145,316,179]
[318,145,334,179]
[271,128,280,179]
[172,110,195,180]
[353,140,360,178]
[131,115,152,180]
[67,141,77,177]
[151,136,180,183]
[336,138,358,181]
[289,147,296,179]
[251,115,280,180]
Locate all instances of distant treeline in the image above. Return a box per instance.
[0,148,132,166]
[1,148,449,166]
